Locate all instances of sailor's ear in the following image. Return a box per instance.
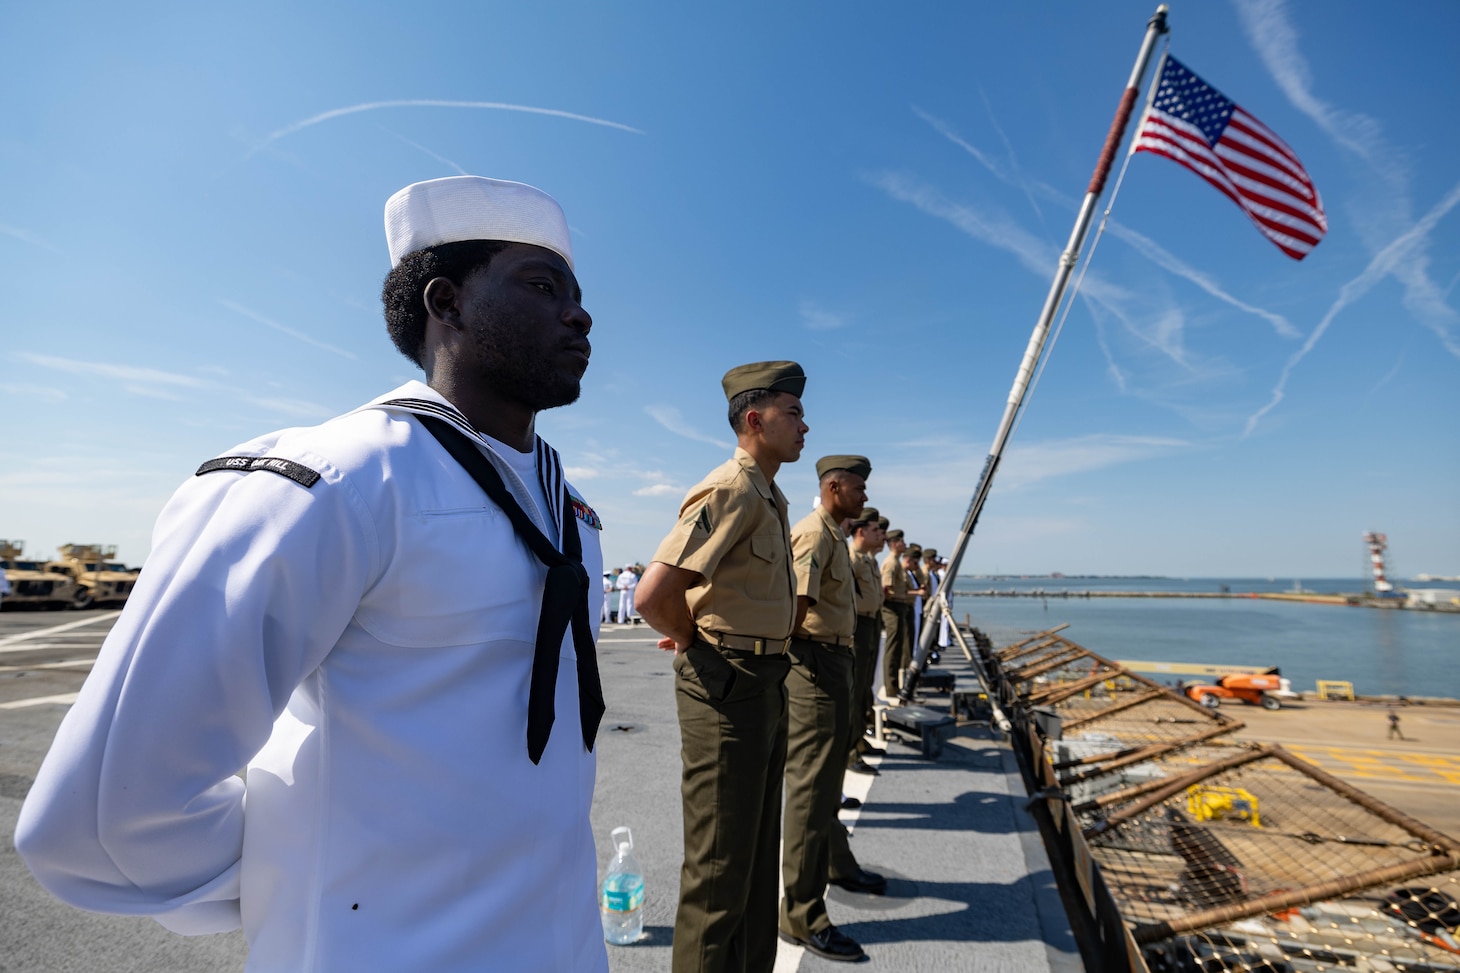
[423,276,464,332]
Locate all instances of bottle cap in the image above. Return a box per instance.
[611,825,633,852]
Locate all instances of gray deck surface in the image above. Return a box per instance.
[592,628,1079,972]
[0,611,1078,970]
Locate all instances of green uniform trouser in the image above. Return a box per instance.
[848,614,880,764]
[880,602,911,697]
[780,638,854,939]
[672,641,791,973]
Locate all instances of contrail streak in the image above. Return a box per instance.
[380,127,467,175]
[1243,177,1460,438]
[219,299,358,361]
[243,99,644,161]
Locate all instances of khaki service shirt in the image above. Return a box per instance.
[652,447,796,639]
[881,553,911,604]
[791,505,856,642]
[851,550,882,617]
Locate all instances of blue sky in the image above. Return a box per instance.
[2,0,1456,579]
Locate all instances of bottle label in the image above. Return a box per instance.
[601,878,644,913]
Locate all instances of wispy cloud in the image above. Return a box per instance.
[13,351,347,424]
[564,466,600,481]
[913,107,1299,339]
[219,299,358,360]
[1232,0,1406,200]
[644,404,732,449]
[241,99,644,163]
[799,300,847,331]
[0,382,66,402]
[242,396,337,420]
[14,352,209,389]
[1101,222,1300,339]
[868,171,1192,368]
[976,88,1046,227]
[999,434,1190,490]
[0,223,65,255]
[1236,0,1460,387]
[1244,177,1460,437]
[633,483,682,497]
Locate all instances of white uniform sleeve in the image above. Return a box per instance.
[15,452,380,934]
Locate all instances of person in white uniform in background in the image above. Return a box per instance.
[16,176,610,973]
[0,563,10,610]
[603,571,615,624]
[615,563,638,623]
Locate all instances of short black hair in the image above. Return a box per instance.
[381,240,509,366]
[727,388,782,433]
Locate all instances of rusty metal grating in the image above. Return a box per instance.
[983,626,1460,972]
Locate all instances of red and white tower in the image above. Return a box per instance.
[1363,532,1394,594]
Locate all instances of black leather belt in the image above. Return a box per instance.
[698,630,791,656]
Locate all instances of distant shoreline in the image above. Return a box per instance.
[953,588,1459,612]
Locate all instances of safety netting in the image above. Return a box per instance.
[983,627,1460,972]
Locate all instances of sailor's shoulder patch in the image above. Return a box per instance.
[196,455,322,488]
[570,496,604,530]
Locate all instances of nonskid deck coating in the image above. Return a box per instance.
[589,627,1079,972]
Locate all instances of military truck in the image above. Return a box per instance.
[0,540,80,610]
[46,544,137,609]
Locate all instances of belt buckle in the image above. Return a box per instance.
[752,638,766,656]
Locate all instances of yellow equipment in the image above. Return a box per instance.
[1315,680,1356,701]
[1186,784,1262,827]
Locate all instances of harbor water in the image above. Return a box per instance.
[950,577,1460,700]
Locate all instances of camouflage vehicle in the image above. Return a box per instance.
[46,544,137,609]
[0,540,80,610]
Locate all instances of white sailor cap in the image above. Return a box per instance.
[384,175,573,269]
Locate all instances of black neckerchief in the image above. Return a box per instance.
[419,416,605,765]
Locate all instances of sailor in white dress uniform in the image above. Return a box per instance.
[16,177,609,973]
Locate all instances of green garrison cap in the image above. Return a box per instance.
[858,506,880,523]
[906,544,922,556]
[721,360,806,402]
[885,528,904,542]
[876,516,889,530]
[815,454,872,480]
[922,548,938,559]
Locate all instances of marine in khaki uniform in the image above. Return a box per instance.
[779,456,876,962]
[879,529,912,697]
[636,361,806,973]
[846,508,886,771]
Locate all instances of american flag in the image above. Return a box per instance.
[1132,55,1326,260]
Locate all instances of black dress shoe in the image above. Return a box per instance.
[840,795,862,810]
[830,867,888,895]
[858,741,887,756]
[779,925,867,962]
[847,757,879,776]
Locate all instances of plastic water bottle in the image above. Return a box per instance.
[600,826,645,945]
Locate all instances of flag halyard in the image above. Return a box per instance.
[1133,55,1327,260]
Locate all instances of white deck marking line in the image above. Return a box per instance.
[839,750,881,834]
[0,641,108,654]
[772,936,804,972]
[0,692,80,709]
[0,659,95,674]
[772,749,884,970]
[0,611,122,649]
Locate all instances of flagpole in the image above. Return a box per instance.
[900,4,1170,703]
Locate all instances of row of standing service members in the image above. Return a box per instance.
[637,359,940,970]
